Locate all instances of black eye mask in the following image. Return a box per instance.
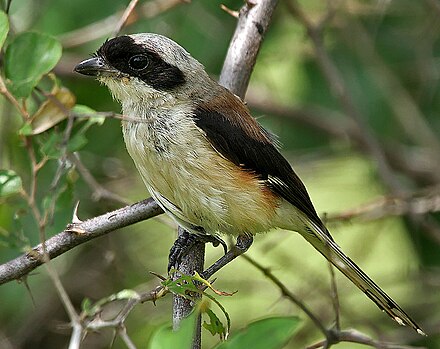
[97,36,186,91]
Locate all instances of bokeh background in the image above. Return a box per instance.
[0,0,439,348]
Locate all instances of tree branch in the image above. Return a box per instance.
[59,0,187,48]
[219,0,280,97]
[0,198,163,285]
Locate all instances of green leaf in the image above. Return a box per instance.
[81,298,93,317]
[203,308,226,338]
[0,170,22,197]
[149,311,197,349]
[213,316,301,349]
[18,122,33,136]
[0,11,9,50]
[162,274,201,297]
[66,132,88,153]
[80,289,140,318]
[4,32,62,97]
[113,289,140,301]
[72,104,105,126]
[71,104,96,115]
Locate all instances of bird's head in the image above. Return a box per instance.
[74,33,212,105]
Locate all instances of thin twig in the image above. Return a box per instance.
[119,326,138,349]
[113,0,140,37]
[0,75,30,120]
[69,153,130,205]
[326,188,440,223]
[242,254,328,337]
[68,323,83,349]
[327,261,340,332]
[244,255,426,349]
[59,0,187,48]
[306,329,426,349]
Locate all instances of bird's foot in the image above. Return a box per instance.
[168,230,227,273]
[200,234,253,279]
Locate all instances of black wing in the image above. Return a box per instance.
[193,103,325,231]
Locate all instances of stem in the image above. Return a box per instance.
[172,227,205,349]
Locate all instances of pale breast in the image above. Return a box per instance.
[122,106,280,236]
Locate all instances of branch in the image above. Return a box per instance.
[244,255,426,349]
[327,188,440,223]
[172,227,205,349]
[113,0,140,36]
[59,0,187,48]
[219,0,280,97]
[306,329,426,349]
[242,254,328,337]
[0,198,163,285]
[69,152,130,205]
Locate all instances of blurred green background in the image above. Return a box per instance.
[0,0,439,348]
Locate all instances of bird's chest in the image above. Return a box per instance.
[120,103,279,235]
[122,107,211,200]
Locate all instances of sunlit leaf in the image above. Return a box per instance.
[0,170,22,197]
[4,32,62,97]
[114,289,140,300]
[80,289,140,318]
[0,11,9,50]
[149,311,197,349]
[213,316,301,349]
[162,274,201,297]
[81,298,93,317]
[30,86,76,134]
[71,104,96,115]
[72,104,105,126]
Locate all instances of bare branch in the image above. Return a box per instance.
[244,255,426,349]
[0,198,163,285]
[219,0,280,97]
[327,188,440,223]
[69,153,130,205]
[306,329,426,349]
[59,0,187,48]
[113,0,140,37]
[242,254,328,337]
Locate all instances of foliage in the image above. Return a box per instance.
[0,1,439,349]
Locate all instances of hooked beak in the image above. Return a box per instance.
[74,57,117,77]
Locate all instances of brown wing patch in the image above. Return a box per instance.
[192,88,326,230]
[200,90,271,143]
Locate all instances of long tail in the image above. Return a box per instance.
[302,220,425,335]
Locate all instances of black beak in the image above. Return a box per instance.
[74,57,115,76]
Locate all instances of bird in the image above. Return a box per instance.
[74,33,424,335]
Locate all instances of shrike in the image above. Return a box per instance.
[75,33,424,334]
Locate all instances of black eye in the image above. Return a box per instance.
[128,54,149,70]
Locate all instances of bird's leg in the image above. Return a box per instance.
[201,234,253,280]
[168,230,227,273]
